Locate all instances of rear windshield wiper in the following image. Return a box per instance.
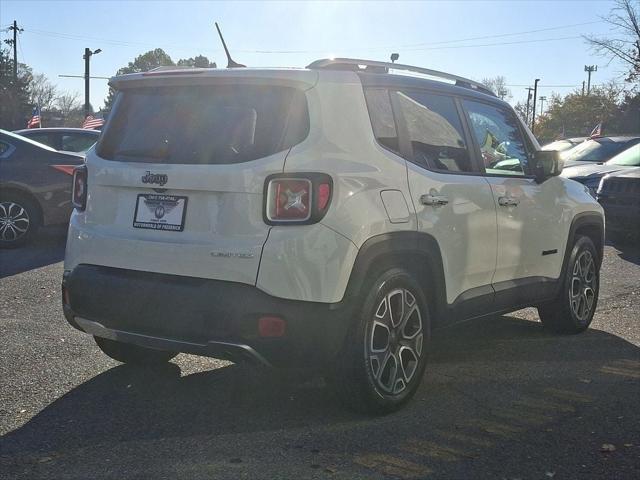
[114,148,169,159]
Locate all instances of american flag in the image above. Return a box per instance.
[589,122,603,138]
[27,106,41,129]
[82,115,105,130]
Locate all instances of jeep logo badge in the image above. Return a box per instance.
[141,171,168,186]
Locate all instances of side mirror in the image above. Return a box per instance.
[533,150,563,182]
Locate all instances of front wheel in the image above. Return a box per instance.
[538,236,600,334]
[94,336,177,365]
[332,268,430,414]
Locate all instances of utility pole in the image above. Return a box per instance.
[83,47,102,117]
[525,87,534,125]
[539,96,547,116]
[8,20,23,79]
[531,78,540,134]
[584,65,597,95]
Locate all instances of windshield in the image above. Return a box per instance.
[562,139,630,162]
[607,144,640,167]
[97,84,309,165]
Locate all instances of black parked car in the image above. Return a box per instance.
[562,144,640,196]
[597,169,640,240]
[562,136,640,167]
[0,130,84,247]
[14,127,100,153]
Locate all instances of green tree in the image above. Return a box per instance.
[481,76,512,101]
[177,55,216,68]
[103,48,175,111]
[0,48,32,130]
[103,50,217,111]
[534,84,634,144]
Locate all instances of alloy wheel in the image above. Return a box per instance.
[569,250,597,322]
[366,288,423,395]
[0,202,30,242]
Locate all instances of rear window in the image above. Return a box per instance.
[97,84,309,164]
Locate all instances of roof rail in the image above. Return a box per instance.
[306,58,496,97]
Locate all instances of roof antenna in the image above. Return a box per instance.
[215,22,246,68]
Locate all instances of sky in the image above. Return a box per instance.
[0,0,631,112]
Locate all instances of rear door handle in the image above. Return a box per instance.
[420,194,449,206]
[498,196,520,207]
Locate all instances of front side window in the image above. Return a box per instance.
[393,91,474,173]
[464,100,529,176]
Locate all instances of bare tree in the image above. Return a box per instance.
[56,92,81,119]
[29,73,57,111]
[481,76,512,101]
[584,0,640,82]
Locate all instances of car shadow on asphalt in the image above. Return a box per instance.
[0,226,67,279]
[2,314,639,464]
[606,238,640,266]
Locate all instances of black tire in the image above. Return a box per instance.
[331,268,430,414]
[0,192,41,248]
[94,336,177,365]
[538,236,600,334]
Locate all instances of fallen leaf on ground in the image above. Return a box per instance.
[600,444,616,453]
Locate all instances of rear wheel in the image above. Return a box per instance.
[332,268,430,414]
[94,336,177,365]
[0,193,41,248]
[538,236,599,333]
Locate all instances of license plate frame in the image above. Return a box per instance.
[133,194,188,232]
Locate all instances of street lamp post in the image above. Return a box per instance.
[531,78,540,134]
[83,48,102,117]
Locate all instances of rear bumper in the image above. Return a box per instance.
[62,265,354,368]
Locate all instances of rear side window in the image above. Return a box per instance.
[392,91,473,172]
[364,88,400,154]
[98,85,309,164]
[62,134,97,153]
[25,133,54,149]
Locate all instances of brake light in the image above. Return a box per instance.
[264,174,332,225]
[268,178,312,221]
[72,165,87,210]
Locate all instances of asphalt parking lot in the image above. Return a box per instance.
[0,228,639,480]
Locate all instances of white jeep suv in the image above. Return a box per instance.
[63,59,604,413]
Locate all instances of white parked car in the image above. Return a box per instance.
[62,58,604,413]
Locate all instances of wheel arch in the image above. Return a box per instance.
[341,231,448,325]
[561,212,605,277]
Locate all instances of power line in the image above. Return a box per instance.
[506,83,623,87]
[22,21,597,55]
[394,20,602,48]
[400,36,583,52]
